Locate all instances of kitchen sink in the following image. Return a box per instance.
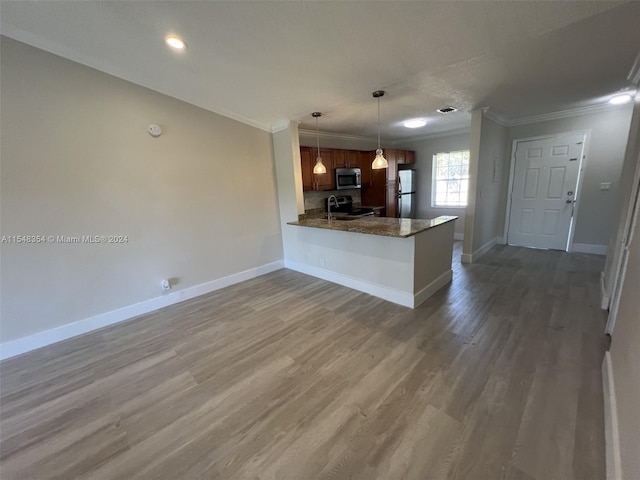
[323,196,375,220]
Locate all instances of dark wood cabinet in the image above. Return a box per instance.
[315,149,335,190]
[385,181,398,218]
[301,147,335,191]
[404,150,416,165]
[358,151,372,188]
[361,148,416,217]
[362,167,387,210]
[334,149,359,169]
[300,147,414,206]
[300,147,314,191]
[383,149,399,182]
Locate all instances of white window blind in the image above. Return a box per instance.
[432,150,470,207]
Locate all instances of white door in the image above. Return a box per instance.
[507,133,585,250]
[606,152,640,335]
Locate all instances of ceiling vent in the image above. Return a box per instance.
[437,107,458,114]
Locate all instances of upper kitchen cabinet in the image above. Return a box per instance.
[315,149,335,190]
[383,149,399,181]
[300,147,335,191]
[334,149,359,169]
[299,146,406,194]
[361,148,416,217]
[395,150,406,164]
[300,147,314,191]
[402,150,416,165]
[358,151,372,188]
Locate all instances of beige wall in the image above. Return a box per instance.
[607,101,640,479]
[472,115,510,252]
[603,102,640,300]
[0,37,283,343]
[273,123,305,260]
[610,200,640,480]
[400,132,469,237]
[463,111,510,257]
[508,107,634,247]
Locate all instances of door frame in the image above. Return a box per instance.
[605,147,640,334]
[502,129,591,251]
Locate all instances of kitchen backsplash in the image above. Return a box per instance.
[304,189,362,211]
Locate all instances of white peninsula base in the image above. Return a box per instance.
[286,216,456,308]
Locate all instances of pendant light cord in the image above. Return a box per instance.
[377,97,381,149]
[316,116,320,158]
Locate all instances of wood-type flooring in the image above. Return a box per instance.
[0,243,608,479]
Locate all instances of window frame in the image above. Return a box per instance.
[431,150,470,209]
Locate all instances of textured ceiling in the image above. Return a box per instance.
[1,1,638,140]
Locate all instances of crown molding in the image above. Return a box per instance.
[271,120,293,133]
[1,26,276,132]
[482,107,509,127]
[285,100,632,138]
[391,127,471,145]
[201,106,272,132]
[298,128,377,144]
[507,102,632,127]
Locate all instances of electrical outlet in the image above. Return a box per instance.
[319,258,325,268]
[161,279,171,291]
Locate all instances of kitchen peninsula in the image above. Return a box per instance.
[286,215,457,308]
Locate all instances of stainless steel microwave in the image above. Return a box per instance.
[335,168,361,190]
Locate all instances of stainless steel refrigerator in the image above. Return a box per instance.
[397,169,417,218]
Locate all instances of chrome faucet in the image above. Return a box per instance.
[327,195,339,221]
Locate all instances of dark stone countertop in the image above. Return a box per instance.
[288,215,458,238]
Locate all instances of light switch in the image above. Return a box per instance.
[600,182,611,191]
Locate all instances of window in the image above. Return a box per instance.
[432,150,470,207]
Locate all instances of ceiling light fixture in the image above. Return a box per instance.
[372,90,388,170]
[403,118,427,129]
[609,94,632,105]
[312,112,326,175]
[165,35,187,51]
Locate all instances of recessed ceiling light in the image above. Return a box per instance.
[165,35,187,51]
[437,106,458,114]
[609,94,632,105]
[403,119,427,129]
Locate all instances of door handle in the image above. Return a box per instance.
[566,191,575,203]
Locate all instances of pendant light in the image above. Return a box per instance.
[312,112,326,174]
[371,90,388,169]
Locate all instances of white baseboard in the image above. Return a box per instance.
[460,237,498,264]
[454,233,464,241]
[414,270,452,308]
[284,261,452,309]
[572,243,608,255]
[496,236,506,245]
[602,352,622,480]
[0,260,285,361]
[600,272,610,311]
[285,260,415,307]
